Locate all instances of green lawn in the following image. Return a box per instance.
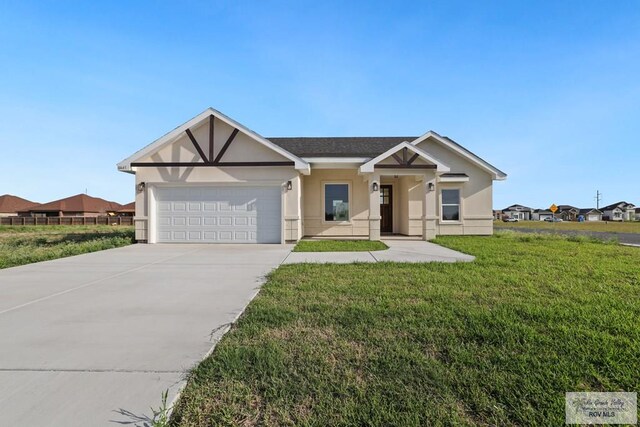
[0,225,134,269]
[170,232,640,426]
[293,239,388,252]
[495,219,640,234]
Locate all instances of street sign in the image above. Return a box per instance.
[550,204,558,213]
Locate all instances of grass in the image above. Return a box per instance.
[170,231,640,426]
[0,225,135,269]
[293,239,388,252]
[495,219,640,234]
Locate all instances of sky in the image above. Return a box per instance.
[0,1,638,209]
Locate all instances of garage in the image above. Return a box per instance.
[155,186,281,243]
[588,214,599,222]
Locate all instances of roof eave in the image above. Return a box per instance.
[411,131,507,181]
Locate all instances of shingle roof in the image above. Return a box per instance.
[601,201,635,211]
[557,205,579,211]
[503,204,533,212]
[267,137,416,158]
[0,194,38,213]
[19,194,122,214]
[579,208,602,215]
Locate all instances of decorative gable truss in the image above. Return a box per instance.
[410,131,506,180]
[359,142,450,173]
[118,108,310,174]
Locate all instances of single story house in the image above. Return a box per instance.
[556,205,579,222]
[502,204,533,221]
[636,207,640,221]
[493,210,504,221]
[117,108,507,244]
[116,202,136,217]
[532,209,553,221]
[601,201,636,221]
[578,208,602,222]
[18,194,122,217]
[0,194,38,217]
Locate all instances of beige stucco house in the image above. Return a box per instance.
[117,108,506,244]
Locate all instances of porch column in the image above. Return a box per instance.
[422,173,437,240]
[367,172,381,241]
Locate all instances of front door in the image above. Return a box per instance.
[380,185,393,233]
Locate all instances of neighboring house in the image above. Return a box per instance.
[502,204,533,220]
[601,201,636,221]
[117,108,507,243]
[18,194,122,217]
[636,207,640,221]
[532,209,553,221]
[493,210,503,221]
[556,205,580,222]
[578,208,602,222]
[0,194,38,217]
[116,202,135,217]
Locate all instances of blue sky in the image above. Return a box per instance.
[0,1,638,209]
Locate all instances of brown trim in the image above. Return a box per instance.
[185,128,209,163]
[375,164,436,169]
[217,161,294,167]
[407,153,420,165]
[130,161,294,167]
[391,153,403,164]
[208,115,215,162]
[214,128,240,163]
[402,147,407,164]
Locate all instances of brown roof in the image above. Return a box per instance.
[20,194,122,214]
[0,194,39,213]
[117,202,135,213]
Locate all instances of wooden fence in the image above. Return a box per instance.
[0,216,134,226]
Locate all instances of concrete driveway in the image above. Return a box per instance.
[0,244,291,426]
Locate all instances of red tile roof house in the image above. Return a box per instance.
[116,202,135,217]
[0,194,39,217]
[17,194,122,217]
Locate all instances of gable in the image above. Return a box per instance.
[412,132,506,180]
[359,142,450,173]
[138,117,290,164]
[118,108,309,173]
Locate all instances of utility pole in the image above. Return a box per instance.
[595,190,602,209]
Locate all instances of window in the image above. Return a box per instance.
[325,184,349,221]
[380,186,390,205]
[441,189,460,221]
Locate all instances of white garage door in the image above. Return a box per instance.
[155,186,281,243]
[588,214,599,221]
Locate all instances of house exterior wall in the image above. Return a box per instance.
[603,208,623,221]
[532,212,553,221]
[302,168,370,237]
[584,212,602,221]
[414,139,494,235]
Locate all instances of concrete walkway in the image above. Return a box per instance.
[282,239,474,264]
[0,244,291,427]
